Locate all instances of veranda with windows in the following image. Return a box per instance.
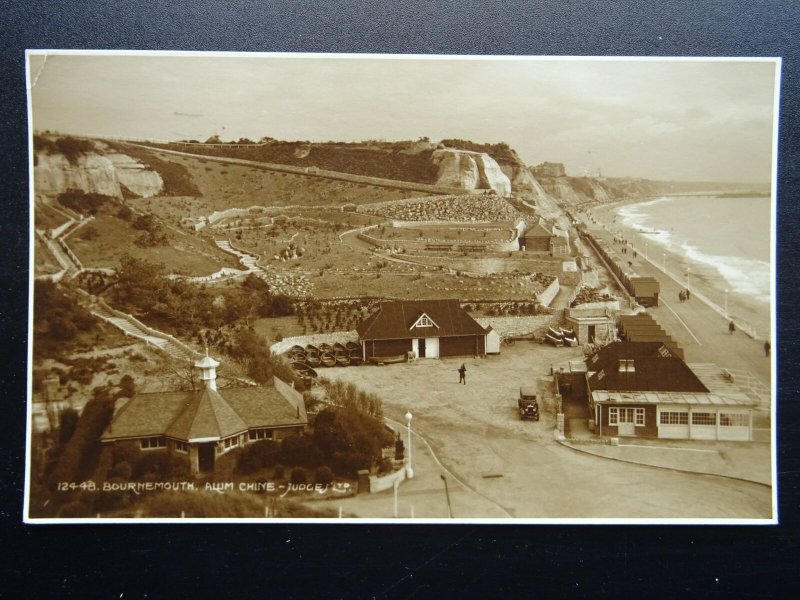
[591,390,757,441]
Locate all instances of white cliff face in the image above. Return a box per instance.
[432,149,481,190]
[432,149,512,196]
[34,152,163,199]
[35,153,121,198]
[104,153,163,197]
[473,154,512,197]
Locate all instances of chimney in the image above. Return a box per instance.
[194,348,221,391]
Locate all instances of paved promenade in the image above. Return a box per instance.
[583,222,772,415]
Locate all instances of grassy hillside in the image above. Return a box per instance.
[148,140,440,184]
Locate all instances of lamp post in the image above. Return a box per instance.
[686,267,691,292]
[724,289,729,318]
[405,411,414,479]
[441,475,453,518]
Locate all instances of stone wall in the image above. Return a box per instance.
[537,277,561,307]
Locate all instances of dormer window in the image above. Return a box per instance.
[411,313,438,329]
[619,359,635,373]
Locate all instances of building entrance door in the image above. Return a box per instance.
[418,338,426,358]
[617,408,636,436]
[588,325,596,343]
[198,442,216,472]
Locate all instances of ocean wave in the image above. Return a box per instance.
[681,242,771,304]
[617,197,672,236]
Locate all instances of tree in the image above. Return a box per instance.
[110,255,168,312]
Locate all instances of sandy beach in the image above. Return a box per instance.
[586,198,772,342]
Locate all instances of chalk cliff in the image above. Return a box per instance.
[431,149,512,196]
[34,152,163,199]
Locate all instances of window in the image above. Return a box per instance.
[411,313,438,329]
[140,437,166,450]
[720,413,748,427]
[609,407,644,426]
[692,412,716,426]
[248,428,274,441]
[597,369,605,381]
[660,411,689,425]
[619,359,635,373]
[174,440,188,453]
[222,436,240,449]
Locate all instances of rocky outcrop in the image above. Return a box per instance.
[34,152,163,199]
[432,149,511,196]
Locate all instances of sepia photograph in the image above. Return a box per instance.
[24,51,779,522]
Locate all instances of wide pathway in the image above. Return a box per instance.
[585,224,771,396]
[319,345,773,520]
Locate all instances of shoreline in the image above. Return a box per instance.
[587,198,772,340]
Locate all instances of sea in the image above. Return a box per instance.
[615,195,773,306]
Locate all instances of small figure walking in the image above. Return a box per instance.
[685,289,690,300]
[729,320,736,335]
[764,340,771,357]
[458,363,467,385]
[679,290,685,302]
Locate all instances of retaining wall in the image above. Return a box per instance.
[537,277,561,307]
[368,466,407,494]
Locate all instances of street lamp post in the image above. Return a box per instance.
[441,475,453,518]
[405,411,414,479]
[686,267,691,292]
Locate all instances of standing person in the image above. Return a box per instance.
[679,290,684,302]
[686,288,690,300]
[729,321,736,335]
[764,340,771,357]
[458,363,466,385]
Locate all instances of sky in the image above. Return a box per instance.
[28,52,779,183]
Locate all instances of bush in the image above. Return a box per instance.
[47,393,116,487]
[330,451,371,477]
[58,408,79,447]
[290,467,307,484]
[55,137,95,164]
[280,435,323,468]
[314,466,333,485]
[236,439,280,473]
[109,461,132,481]
[273,464,285,479]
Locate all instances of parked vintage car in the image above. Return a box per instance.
[518,386,540,421]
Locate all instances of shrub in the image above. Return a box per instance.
[273,464,285,479]
[58,408,79,447]
[315,466,333,485]
[47,392,116,487]
[55,137,95,164]
[236,439,280,473]
[280,435,323,467]
[330,451,371,477]
[290,467,307,484]
[109,461,132,481]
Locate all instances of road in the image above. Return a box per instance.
[316,345,772,520]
